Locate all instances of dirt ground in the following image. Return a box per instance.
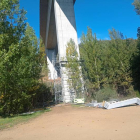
[0,104,140,140]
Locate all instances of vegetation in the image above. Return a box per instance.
[95,87,118,102]
[132,0,140,92]
[0,0,50,116]
[80,27,138,100]
[133,0,140,15]
[65,39,83,98]
[77,0,140,102]
[63,0,140,101]
[0,108,51,130]
[0,0,140,118]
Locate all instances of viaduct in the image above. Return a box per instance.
[40,0,79,103]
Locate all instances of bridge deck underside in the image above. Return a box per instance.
[40,0,76,45]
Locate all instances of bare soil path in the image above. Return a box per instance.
[0,104,140,140]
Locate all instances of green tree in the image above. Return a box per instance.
[0,0,46,115]
[133,0,140,37]
[0,0,26,51]
[133,0,140,15]
[132,0,140,92]
[131,34,140,91]
[80,27,105,91]
[65,39,83,98]
[80,27,137,98]
[39,38,48,80]
[108,29,137,95]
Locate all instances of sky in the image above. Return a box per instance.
[20,0,140,40]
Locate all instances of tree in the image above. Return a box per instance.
[108,29,137,95]
[132,0,140,92]
[80,27,105,91]
[80,27,137,97]
[133,0,140,37]
[0,0,26,51]
[65,39,83,98]
[0,0,46,115]
[133,0,140,15]
[131,32,140,92]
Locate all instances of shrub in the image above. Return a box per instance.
[95,87,118,102]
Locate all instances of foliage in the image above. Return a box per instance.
[95,87,118,102]
[80,27,104,90]
[39,38,49,78]
[132,37,140,91]
[33,83,55,108]
[133,0,140,15]
[65,39,83,98]
[108,29,137,95]
[0,0,26,51]
[132,0,140,92]
[0,0,49,116]
[0,108,51,130]
[80,27,137,98]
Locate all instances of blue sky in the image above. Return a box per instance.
[20,0,140,40]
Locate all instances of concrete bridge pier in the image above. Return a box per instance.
[40,0,79,103]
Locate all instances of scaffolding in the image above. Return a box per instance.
[52,54,62,104]
[52,54,77,103]
[52,54,85,103]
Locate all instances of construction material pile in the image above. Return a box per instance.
[86,98,140,109]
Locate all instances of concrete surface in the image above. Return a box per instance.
[40,0,79,103]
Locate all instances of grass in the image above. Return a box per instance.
[71,104,85,108]
[0,108,51,130]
